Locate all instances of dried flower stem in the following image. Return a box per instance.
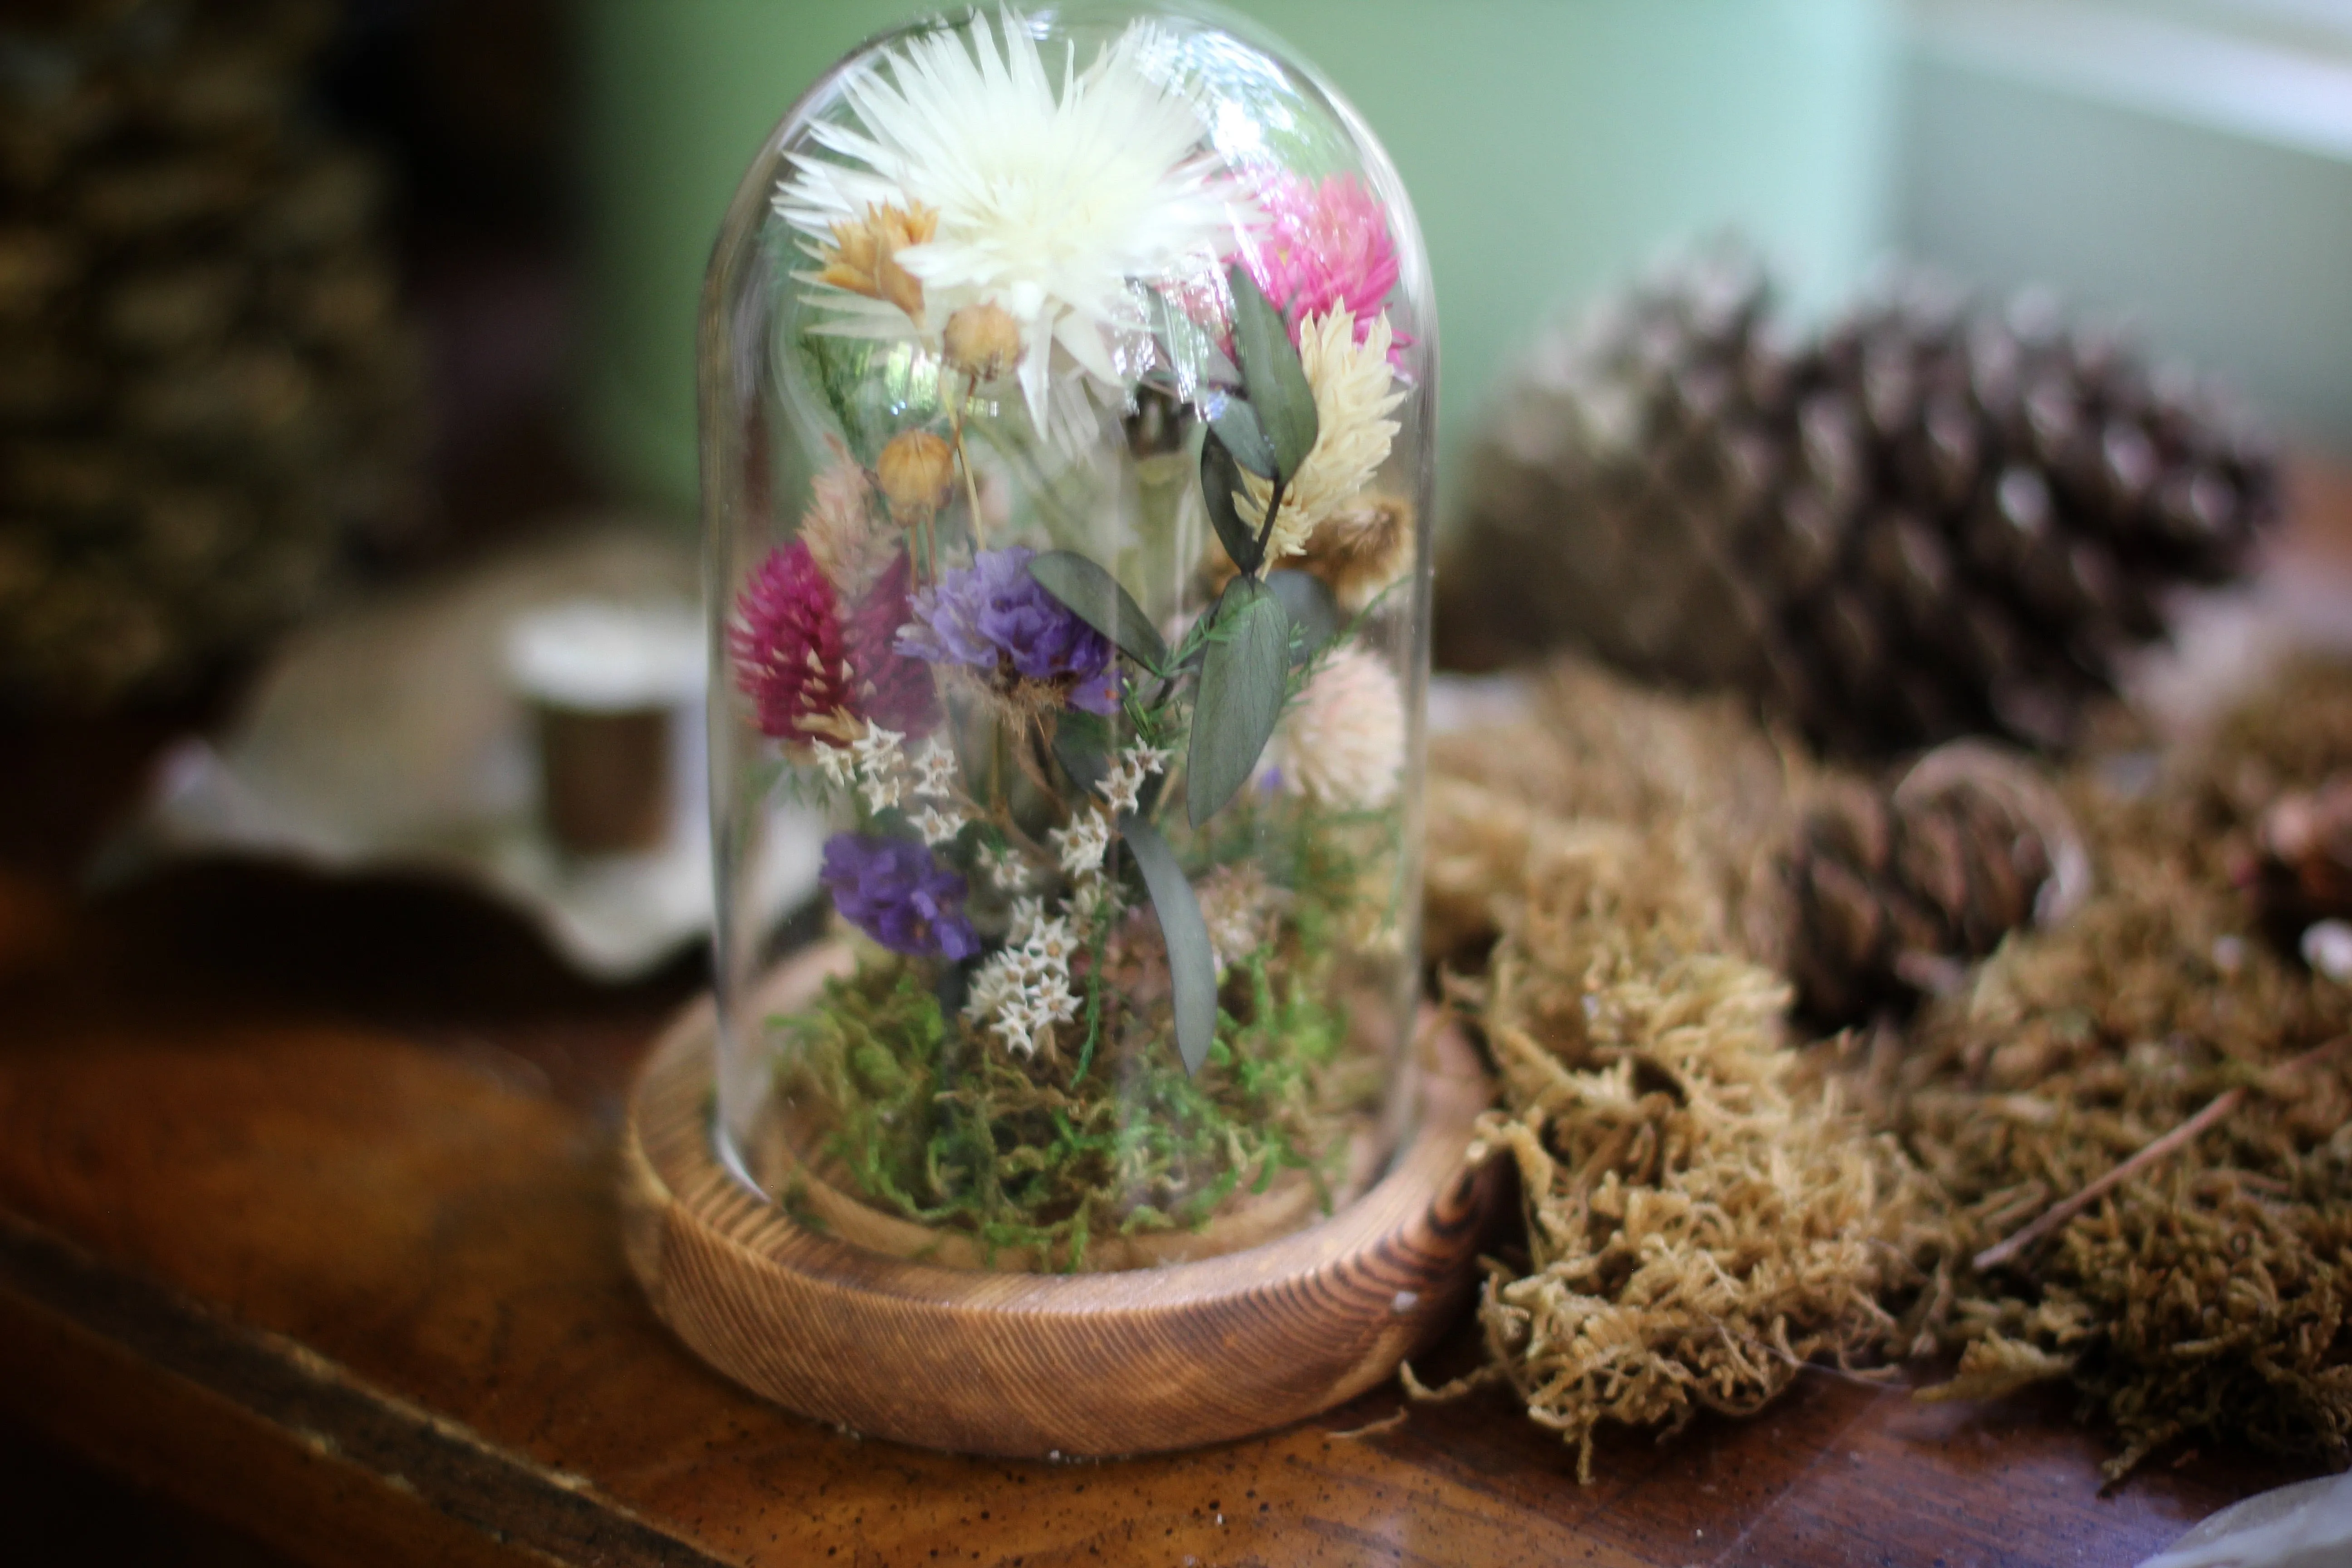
[1973,1034,2350,1274]
[950,378,988,549]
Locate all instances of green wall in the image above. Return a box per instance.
[579,0,1896,520]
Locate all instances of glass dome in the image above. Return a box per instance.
[702,1,1435,1272]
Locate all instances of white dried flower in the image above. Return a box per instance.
[911,736,960,799]
[964,906,1081,1059]
[774,10,1231,435]
[1095,739,1171,816]
[979,840,1036,895]
[851,724,906,811]
[1271,646,1406,809]
[1195,862,1279,972]
[913,804,968,845]
[814,738,860,790]
[1049,806,1112,878]
[1236,308,1405,563]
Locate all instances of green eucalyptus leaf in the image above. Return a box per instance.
[1027,551,1169,672]
[1052,710,1111,797]
[1187,578,1291,827]
[1118,814,1218,1076]
[1208,394,1275,479]
[1226,264,1318,479]
[1264,569,1340,665]
[1200,430,1264,579]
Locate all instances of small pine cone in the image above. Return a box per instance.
[2234,775,2352,946]
[1781,740,2089,1027]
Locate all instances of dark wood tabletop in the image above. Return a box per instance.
[0,694,2311,1568]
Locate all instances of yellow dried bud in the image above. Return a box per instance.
[1301,491,1416,610]
[875,429,956,522]
[814,201,936,323]
[942,301,1023,382]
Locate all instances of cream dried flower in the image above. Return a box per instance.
[1195,862,1280,972]
[913,804,968,845]
[799,441,895,601]
[1237,308,1405,563]
[774,10,1231,434]
[1272,646,1406,809]
[910,735,960,799]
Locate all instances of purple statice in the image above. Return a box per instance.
[894,546,1122,715]
[821,833,980,960]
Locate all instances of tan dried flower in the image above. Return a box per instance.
[1300,490,1416,610]
[942,301,1023,383]
[1237,307,1405,563]
[798,440,895,601]
[814,201,937,322]
[1194,862,1283,971]
[875,429,955,523]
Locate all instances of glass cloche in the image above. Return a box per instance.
[702,1,1434,1273]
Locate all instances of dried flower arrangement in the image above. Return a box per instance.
[719,10,1427,1271]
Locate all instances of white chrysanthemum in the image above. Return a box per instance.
[776,10,1232,434]
[1237,309,1405,562]
[1271,646,1406,809]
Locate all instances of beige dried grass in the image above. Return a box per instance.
[1418,663,1940,1480]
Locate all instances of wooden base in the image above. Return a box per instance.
[617,976,1503,1458]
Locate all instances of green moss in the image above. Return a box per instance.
[767,804,1391,1272]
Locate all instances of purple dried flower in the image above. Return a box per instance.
[895,546,1122,715]
[821,833,979,960]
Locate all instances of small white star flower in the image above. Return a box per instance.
[913,804,968,845]
[979,841,1035,895]
[814,741,858,790]
[1049,808,1112,878]
[911,736,959,799]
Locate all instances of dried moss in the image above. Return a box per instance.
[1902,658,2352,1478]
[1419,664,1938,1480]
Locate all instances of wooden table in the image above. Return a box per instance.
[0,713,2305,1568]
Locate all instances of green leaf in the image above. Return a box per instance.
[1027,551,1168,672]
[1227,264,1318,480]
[1187,578,1291,827]
[1265,569,1339,665]
[1118,814,1219,1076]
[1209,394,1275,479]
[1200,430,1264,579]
[1052,710,1111,797]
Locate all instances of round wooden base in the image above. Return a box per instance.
[617,984,1502,1459]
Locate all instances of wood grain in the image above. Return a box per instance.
[621,951,1504,1458]
[0,707,2319,1568]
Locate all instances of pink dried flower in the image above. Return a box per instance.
[730,541,854,742]
[1244,174,1410,355]
[843,551,940,736]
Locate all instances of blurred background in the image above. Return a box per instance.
[5,0,2348,717]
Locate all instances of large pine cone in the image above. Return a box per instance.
[1440,250,2281,760]
[0,0,426,706]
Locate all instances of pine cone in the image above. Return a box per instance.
[1440,250,2281,760]
[1780,740,2089,1026]
[2235,775,2352,948]
[0,0,426,707]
